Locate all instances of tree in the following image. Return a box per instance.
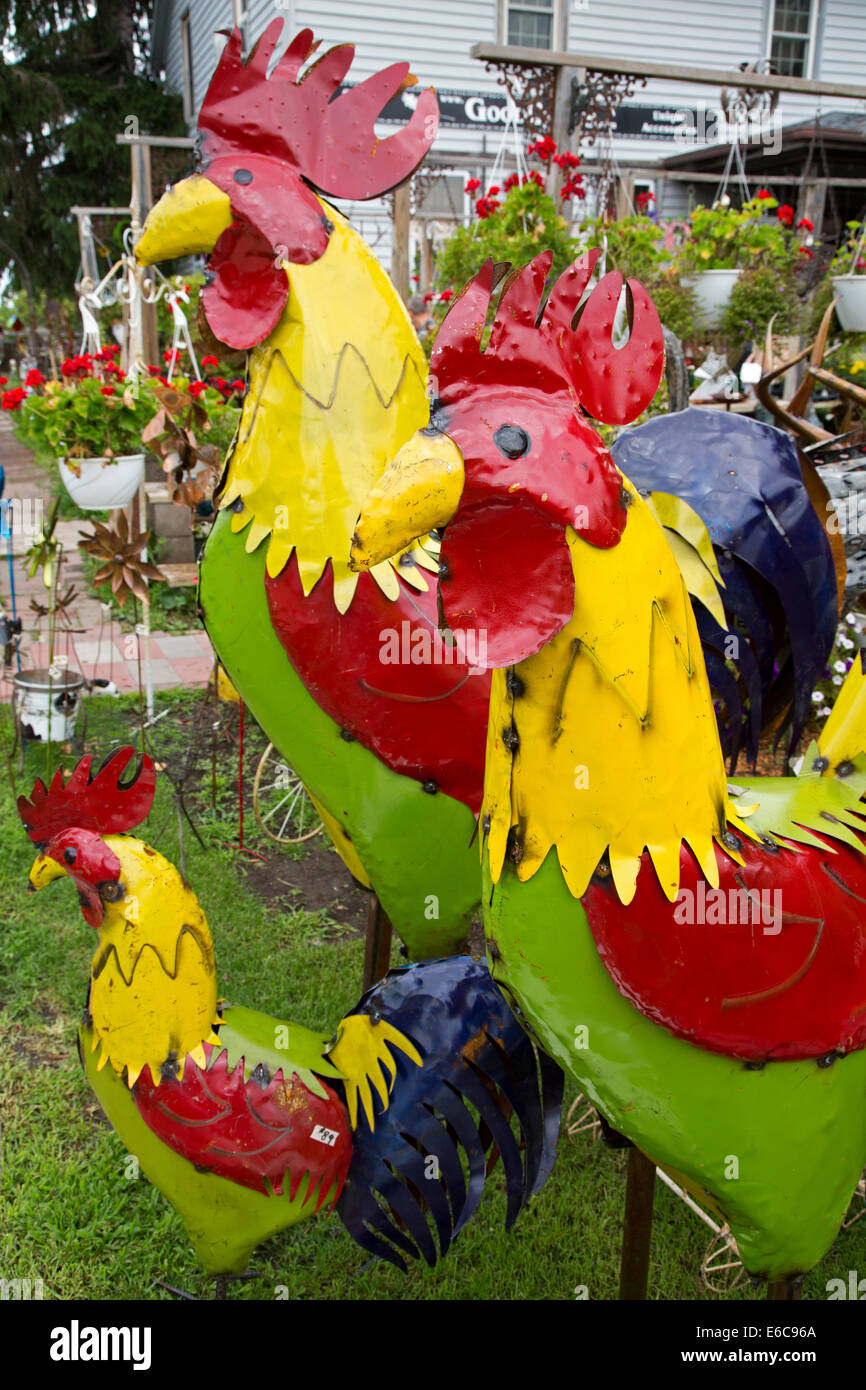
[0,0,184,298]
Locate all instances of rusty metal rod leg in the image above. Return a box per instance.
[619,1147,656,1300]
[766,1277,803,1301]
[362,894,393,992]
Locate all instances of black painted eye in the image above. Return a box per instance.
[494,424,530,459]
[233,168,253,185]
[63,847,77,865]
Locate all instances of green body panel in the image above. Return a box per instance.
[200,512,481,955]
[82,1024,328,1276]
[218,1003,341,1096]
[484,851,866,1280]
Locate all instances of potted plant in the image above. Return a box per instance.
[4,350,158,510]
[676,192,801,329]
[830,220,866,332]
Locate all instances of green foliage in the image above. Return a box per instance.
[644,278,700,342]
[829,220,866,278]
[677,195,794,273]
[580,214,667,283]
[0,0,185,297]
[15,378,159,461]
[434,180,577,302]
[719,263,807,345]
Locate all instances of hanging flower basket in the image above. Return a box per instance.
[831,277,866,333]
[58,453,146,511]
[680,270,743,329]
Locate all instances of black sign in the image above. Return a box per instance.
[373,86,513,130]
[370,86,699,140]
[614,104,700,140]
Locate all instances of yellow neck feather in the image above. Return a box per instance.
[483,479,751,905]
[219,203,432,612]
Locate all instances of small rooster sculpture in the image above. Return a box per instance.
[18,749,561,1286]
[352,252,866,1285]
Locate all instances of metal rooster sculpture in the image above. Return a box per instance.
[135,24,490,958]
[352,252,866,1287]
[136,20,840,960]
[17,749,561,1286]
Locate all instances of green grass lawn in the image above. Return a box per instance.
[1,690,863,1301]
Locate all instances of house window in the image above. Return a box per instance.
[504,0,559,51]
[768,0,817,78]
[180,11,194,123]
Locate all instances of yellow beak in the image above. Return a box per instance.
[28,853,68,892]
[135,174,233,266]
[350,429,465,571]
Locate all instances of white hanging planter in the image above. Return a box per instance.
[58,453,145,511]
[681,269,743,329]
[13,667,85,742]
[831,276,866,333]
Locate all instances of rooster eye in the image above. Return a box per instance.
[494,424,530,459]
[98,881,124,903]
[63,847,77,865]
[233,168,253,185]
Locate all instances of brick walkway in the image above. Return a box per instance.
[0,417,215,703]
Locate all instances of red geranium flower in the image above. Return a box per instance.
[2,387,27,411]
[100,384,116,396]
[487,184,500,196]
[776,204,795,226]
[25,368,45,388]
[797,217,814,232]
[527,135,557,162]
[201,355,219,370]
[799,246,814,259]
[503,172,519,191]
[440,290,453,302]
[757,189,772,199]
[0,376,7,385]
[464,177,481,194]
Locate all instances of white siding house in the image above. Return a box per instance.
[148,0,866,272]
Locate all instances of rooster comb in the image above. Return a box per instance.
[430,250,665,427]
[18,747,155,846]
[199,22,439,202]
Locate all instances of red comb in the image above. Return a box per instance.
[18,748,156,845]
[199,22,439,201]
[431,252,664,426]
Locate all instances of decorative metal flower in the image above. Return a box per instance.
[141,383,222,508]
[79,513,165,607]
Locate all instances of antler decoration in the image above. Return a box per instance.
[18,748,156,845]
[200,22,439,201]
[430,250,664,426]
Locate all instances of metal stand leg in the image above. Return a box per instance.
[619,1147,656,1300]
[766,1277,803,1301]
[362,894,393,992]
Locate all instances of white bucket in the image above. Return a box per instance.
[681,269,742,329]
[13,667,85,742]
[58,453,145,511]
[831,277,866,333]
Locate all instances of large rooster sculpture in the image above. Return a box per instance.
[136,23,489,956]
[352,252,866,1285]
[136,20,839,962]
[17,748,561,1286]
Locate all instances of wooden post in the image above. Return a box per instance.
[550,65,580,200]
[619,1147,656,1299]
[130,144,160,369]
[798,178,828,239]
[421,224,434,293]
[391,183,411,302]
